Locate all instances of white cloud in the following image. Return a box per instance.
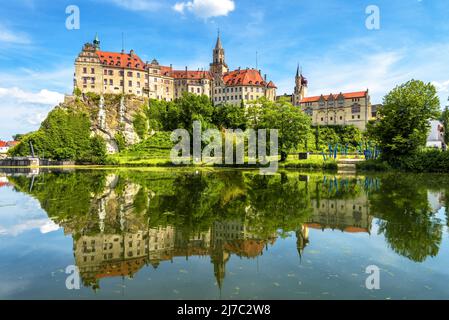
[0,87,64,105]
[108,0,162,11]
[0,25,30,45]
[0,218,60,237]
[432,80,449,93]
[276,40,449,106]
[173,0,235,19]
[0,87,64,139]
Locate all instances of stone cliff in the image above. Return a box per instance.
[62,93,147,153]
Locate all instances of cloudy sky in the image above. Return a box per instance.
[0,0,448,139]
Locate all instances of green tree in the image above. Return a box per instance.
[9,108,107,164]
[258,98,311,161]
[176,93,214,131]
[212,103,247,130]
[367,80,440,163]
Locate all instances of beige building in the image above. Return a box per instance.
[73,34,277,105]
[300,90,373,130]
[276,66,374,130]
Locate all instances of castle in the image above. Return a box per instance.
[74,33,375,130]
[74,33,277,106]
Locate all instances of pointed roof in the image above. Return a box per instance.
[296,64,300,78]
[215,30,222,49]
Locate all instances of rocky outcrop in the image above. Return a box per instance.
[62,94,147,153]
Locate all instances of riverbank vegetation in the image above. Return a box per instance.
[8,107,107,164]
[361,79,448,173]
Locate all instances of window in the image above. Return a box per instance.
[321,117,324,121]
[127,71,133,77]
[91,68,95,74]
[104,70,108,75]
[119,70,124,76]
[109,79,113,85]
[330,117,333,121]
[104,79,107,85]
[128,80,132,87]
[108,70,113,76]
[340,116,343,120]
[197,88,200,93]
[91,78,95,84]
[137,81,140,88]
[83,67,87,74]
[352,105,361,113]
[120,80,124,86]
[137,72,140,78]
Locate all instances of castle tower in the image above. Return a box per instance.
[210,31,229,76]
[93,33,100,50]
[293,64,308,106]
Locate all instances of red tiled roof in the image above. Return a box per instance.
[0,141,6,148]
[6,141,19,147]
[223,69,273,87]
[160,66,173,76]
[344,226,369,234]
[301,91,368,103]
[171,70,213,80]
[96,50,145,71]
[267,81,277,89]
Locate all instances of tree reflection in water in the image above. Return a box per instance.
[6,169,449,289]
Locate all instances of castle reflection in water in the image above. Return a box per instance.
[57,174,374,289]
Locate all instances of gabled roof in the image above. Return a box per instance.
[0,141,7,148]
[301,91,368,103]
[267,81,277,89]
[223,69,275,88]
[96,50,145,71]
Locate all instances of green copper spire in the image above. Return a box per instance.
[93,33,100,50]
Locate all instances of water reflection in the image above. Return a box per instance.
[3,169,449,293]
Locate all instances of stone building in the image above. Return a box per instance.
[73,34,277,105]
[300,90,373,130]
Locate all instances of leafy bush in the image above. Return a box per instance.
[8,108,107,164]
[114,132,126,152]
[133,112,148,139]
[356,160,392,172]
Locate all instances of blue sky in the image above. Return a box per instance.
[0,0,448,139]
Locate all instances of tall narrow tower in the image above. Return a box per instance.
[93,33,101,50]
[210,31,229,76]
[293,64,308,106]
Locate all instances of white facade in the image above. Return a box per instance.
[426,120,445,148]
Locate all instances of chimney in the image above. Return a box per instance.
[264,74,267,81]
[170,64,173,70]
[130,49,134,57]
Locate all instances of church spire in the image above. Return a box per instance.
[296,63,300,78]
[215,29,222,49]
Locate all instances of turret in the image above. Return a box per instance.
[93,33,100,50]
[210,30,229,76]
